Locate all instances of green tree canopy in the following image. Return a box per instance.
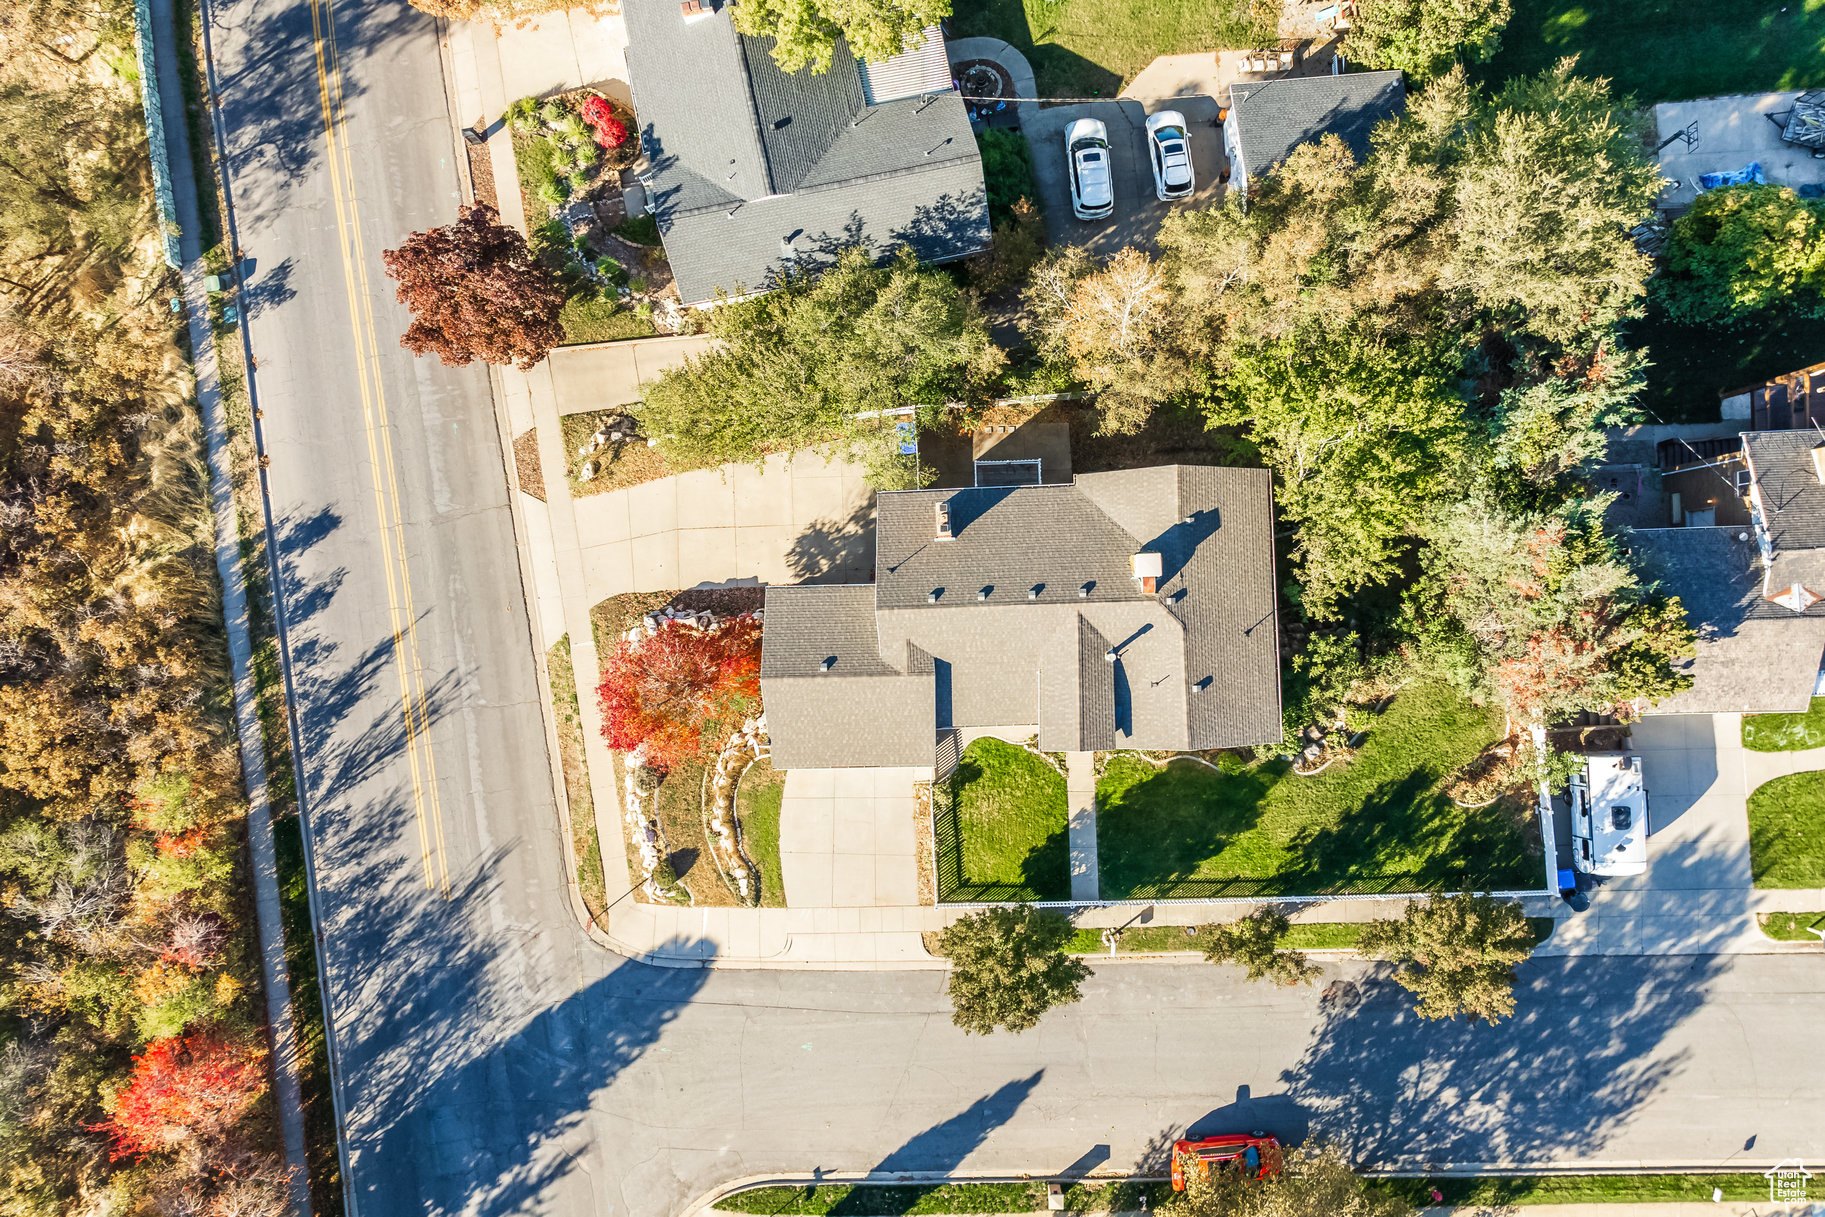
[1655,183,1825,323]
[1359,893,1537,1022]
[1216,324,1467,616]
[1347,0,1512,81]
[1200,909,1321,986]
[937,907,1090,1035]
[732,0,950,74]
[637,246,1004,485]
[1415,495,1694,728]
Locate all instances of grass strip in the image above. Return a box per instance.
[943,738,1070,901]
[547,636,606,921]
[717,1173,1774,1215]
[1759,911,1825,942]
[1065,918,1553,956]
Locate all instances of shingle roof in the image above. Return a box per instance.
[623,0,989,304]
[1745,430,1825,552]
[759,468,1283,767]
[1630,527,1825,714]
[1228,70,1405,177]
[759,585,935,768]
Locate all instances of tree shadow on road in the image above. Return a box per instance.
[1280,952,1727,1167]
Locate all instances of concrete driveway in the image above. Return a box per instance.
[1024,96,1226,255]
[777,767,925,914]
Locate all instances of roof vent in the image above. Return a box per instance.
[1078,582,1092,599]
[1028,586,1041,600]
[977,586,992,601]
[934,499,953,541]
[927,589,941,604]
[1104,647,1119,663]
[819,656,836,673]
[1131,551,1163,595]
[1182,515,1195,525]
[1813,441,1825,486]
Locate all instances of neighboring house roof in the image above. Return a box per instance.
[760,467,1283,769]
[1628,527,1825,714]
[1744,430,1825,551]
[623,0,989,304]
[1227,70,1405,178]
[1634,430,1825,715]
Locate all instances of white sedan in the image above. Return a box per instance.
[1145,110,1195,201]
[1065,118,1113,221]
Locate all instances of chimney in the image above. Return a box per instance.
[1130,551,1163,595]
[1813,442,1825,485]
[934,499,953,541]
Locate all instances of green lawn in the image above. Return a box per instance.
[1742,697,1825,752]
[1760,911,1825,941]
[948,0,1269,98]
[1747,771,1825,888]
[1097,683,1536,899]
[936,737,1070,901]
[560,292,656,345]
[736,757,788,907]
[1628,304,1825,425]
[1473,0,1825,104]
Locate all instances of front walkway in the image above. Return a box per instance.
[1066,752,1099,902]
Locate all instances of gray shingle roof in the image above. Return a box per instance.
[1630,526,1825,714]
[1228,70,1405,178]
[759,584,935,768]
[1745,430,1825,552]
[623,0,989,304]
[759,468,1283,767]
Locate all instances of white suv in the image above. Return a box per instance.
[1145,110,1195,201]
[1066,118,1114,220]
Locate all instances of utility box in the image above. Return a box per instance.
[1047,1183,1065,1211]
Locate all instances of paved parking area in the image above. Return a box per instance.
[1023,97,1226,254]
[1657,92,1825,211]
[777,768,926,907]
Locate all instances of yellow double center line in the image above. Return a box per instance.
[308,0,451,897]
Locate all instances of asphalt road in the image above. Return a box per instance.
[206,1,1825,1215]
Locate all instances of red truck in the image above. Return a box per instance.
[1169,1133,1283,1191]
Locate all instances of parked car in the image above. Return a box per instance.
[1170,1133,1283,1191]
[1145,110,1195,200]
[1066,118,1114,220]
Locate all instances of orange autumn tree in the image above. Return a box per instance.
[597,615,762,769]
[97,1030,268,1160]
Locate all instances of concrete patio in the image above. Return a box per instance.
[1656,91,1825,212]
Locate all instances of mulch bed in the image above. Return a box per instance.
[465,132,498,210]
[513,429,544,501]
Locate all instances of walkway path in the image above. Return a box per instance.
[146,0,312,1203]
[1066,752,1099,902]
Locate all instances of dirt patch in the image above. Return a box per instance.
[513,429,544,501]
[1066,400,1241,472]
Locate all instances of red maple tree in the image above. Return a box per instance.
[382,203,568,371]
[597,616,761,769]
[98,1031,267,1160]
